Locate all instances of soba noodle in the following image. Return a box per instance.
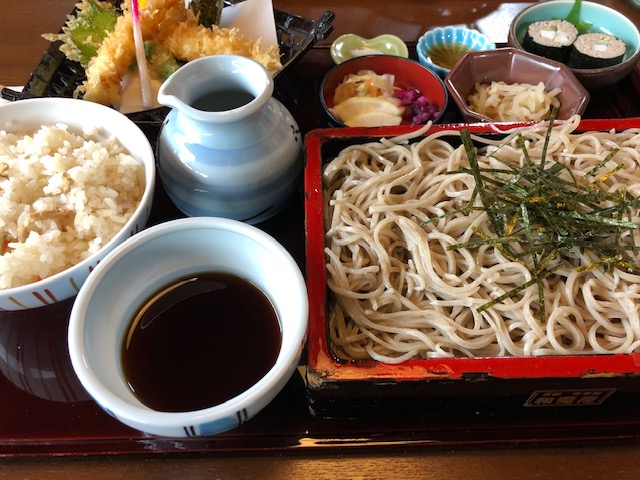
[323,116,640,362]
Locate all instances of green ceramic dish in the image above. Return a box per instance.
[507,0,640,90]
[330,34,409,64]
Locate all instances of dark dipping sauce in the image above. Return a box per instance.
[191,88,255,111]
[121,272,282,412]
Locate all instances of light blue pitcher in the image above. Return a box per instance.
[156,55,303,224]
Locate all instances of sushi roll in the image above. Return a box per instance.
[567,33,627,68]
[522,20,578,62]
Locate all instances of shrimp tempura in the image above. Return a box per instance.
[76,0,281,106]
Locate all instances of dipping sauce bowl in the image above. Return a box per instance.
[68,217,308,437]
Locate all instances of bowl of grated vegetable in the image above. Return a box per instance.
[320,55,448,128]
[445,47,589,123]
[0,97,156,311]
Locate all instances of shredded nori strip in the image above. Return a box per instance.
[427,110,640,321]
[190,0,223,28]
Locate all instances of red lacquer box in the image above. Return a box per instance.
[304,118,640,418]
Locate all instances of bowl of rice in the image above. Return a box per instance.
[0,97,155,311]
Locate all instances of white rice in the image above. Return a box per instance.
[0,123,144,289]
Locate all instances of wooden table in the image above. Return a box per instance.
[3,0,640,478]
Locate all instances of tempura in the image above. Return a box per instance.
[47,0,282,106]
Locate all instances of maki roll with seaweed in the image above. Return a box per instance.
[567,33,627,68]
[523,20,579,62]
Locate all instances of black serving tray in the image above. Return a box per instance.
[5,37,640,458]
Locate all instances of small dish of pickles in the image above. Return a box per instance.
[320,54,448,128]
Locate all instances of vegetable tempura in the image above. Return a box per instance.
[44,0,282,107]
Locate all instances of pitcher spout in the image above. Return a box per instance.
[156,91,185,112]
[157,54,274,122]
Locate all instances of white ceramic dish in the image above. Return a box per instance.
[0,97,155,311]
[68,217,308,437]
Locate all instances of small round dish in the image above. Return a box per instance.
[417,26,496,79]
[508,1,640,90]
[321,55,448,127]
[330,34,409,64]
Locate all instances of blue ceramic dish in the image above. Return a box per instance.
[417,26,496,78]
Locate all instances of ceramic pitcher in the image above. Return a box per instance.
[156,55,303,224]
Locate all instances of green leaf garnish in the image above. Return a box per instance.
[43,0,119,67]
[565,0,592,34]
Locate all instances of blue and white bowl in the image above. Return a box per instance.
[417,26,496,78]
[0,97,155,311]
[68,217,308,437]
